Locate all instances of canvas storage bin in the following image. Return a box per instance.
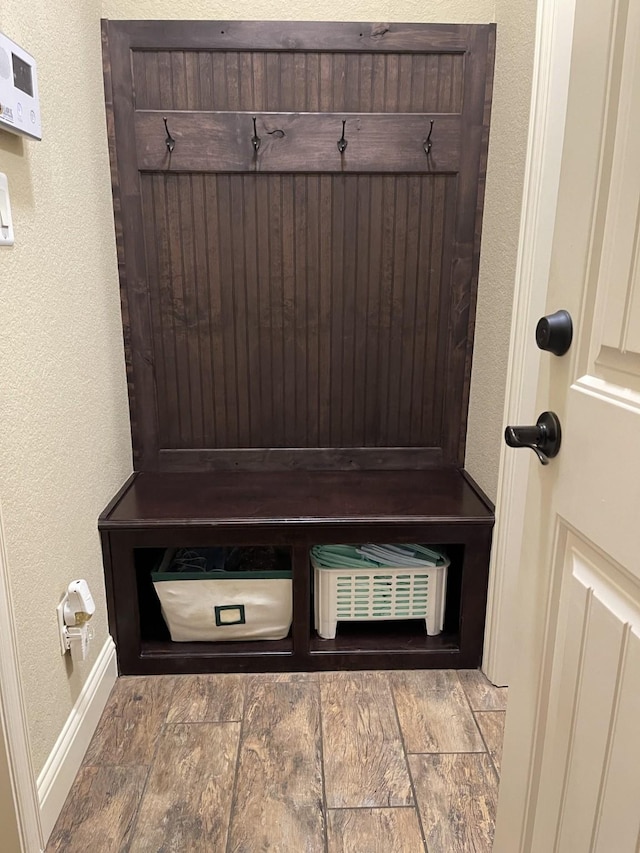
[152,548,292,641]
[312,544,449,639]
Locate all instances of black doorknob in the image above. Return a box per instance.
[536,309,573,356]
[504,411,561,465]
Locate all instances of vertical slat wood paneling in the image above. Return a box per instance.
[217,174,240,446]
[359,53,374,112]
[141,172,453,450]
[353,175,371,446]
[255,176,273,442]
[110,23,494,468]
[180,174,205,445]
[211,52,226,109]
[410,177,431,445]
[226,51,241,109]
[340,175,358,445]
[237,52,252,110]
[191,174,214,445]
[371,55,386,112]
[363,176,383,445]
[271,175,286,446]
[140,177,168,445]
[387,176,409,442]
[205,174,228,446]
[333,53,347,113]
[241,174,261,443]
[318,175,333,445]
[437,54,453,109]
[171,51,186,110]
[185,53,199,115]
[296,175,310,446]
[133,50,465,112]
[160,176,181,446]
[131,51,145,109]
[424,176,450,442]
[377,176,395,445]
[411,54,426,113]
[399,176,422,446]
[229,175,251,446]
[307,53,320,112]
[282,173,298,445]
[198,52,213,110]
[265,53,279,111]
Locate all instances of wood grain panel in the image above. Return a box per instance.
[409,753,497,853]
[141,173,452,452]
[83,676,175,766]
[228,681,324,852]
[475,711,505,776]
[129,722,240,852]
[46,766,147,853]
[327,808,425,853]
[105,21,495,472]
[115,21,477,53]
[458,669,508,711]
[133,50,465,113]
[135,112,462,173]
[320,672,412,808]
[166,674,245,722]
[247,671,318,684]
[391,670,485,753]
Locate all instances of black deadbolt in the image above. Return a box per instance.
[535,309,573,356]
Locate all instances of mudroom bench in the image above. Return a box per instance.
[99,20,497,675]
[99,468,494,675]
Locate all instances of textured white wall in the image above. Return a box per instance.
[0,1,131,776]
[102,0,495,22]
[465,0,537,500]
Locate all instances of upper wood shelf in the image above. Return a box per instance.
[99,468,494,530]
[105,20,486,53]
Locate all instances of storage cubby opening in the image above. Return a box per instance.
[308,621,460,655]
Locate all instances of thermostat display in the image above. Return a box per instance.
[0,32,41,140]
[12,53,33,97]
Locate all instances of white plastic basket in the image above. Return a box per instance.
[312,553,449,639]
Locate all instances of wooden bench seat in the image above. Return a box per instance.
[99,468,494,674]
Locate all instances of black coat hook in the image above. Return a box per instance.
[163,116,175,154]
[251,117,261,153]
[337,120,348,154]
[423,119,434,156]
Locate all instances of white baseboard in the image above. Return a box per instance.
[37,636,118,843]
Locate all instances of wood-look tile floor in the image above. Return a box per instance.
[47,670,507,853]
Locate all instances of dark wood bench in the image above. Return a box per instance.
[99,468,494,674]
[100,21,497,676]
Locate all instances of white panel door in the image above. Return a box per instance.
[494,0,640,850]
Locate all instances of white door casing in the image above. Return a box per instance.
[0,500,43,852]
[495,0,640,850]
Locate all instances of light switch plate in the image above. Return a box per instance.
[0,172,15,245]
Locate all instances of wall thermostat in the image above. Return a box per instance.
[0,32,41,140]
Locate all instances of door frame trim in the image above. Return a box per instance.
[482,0,577,687]
[0,502,45,852]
